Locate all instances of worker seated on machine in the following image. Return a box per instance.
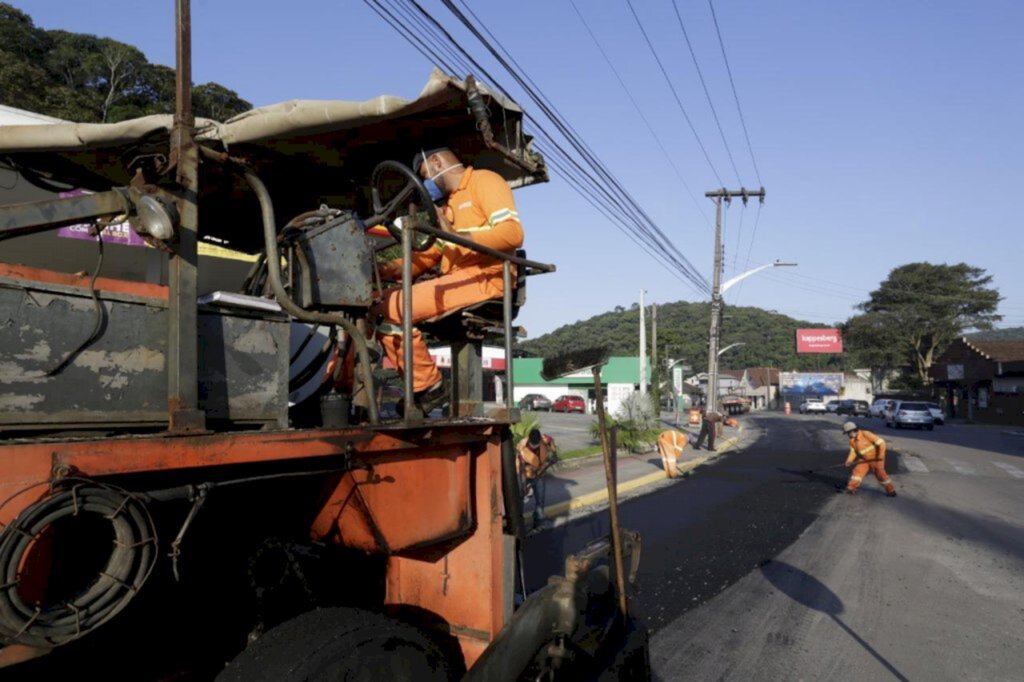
[371,147,525,416]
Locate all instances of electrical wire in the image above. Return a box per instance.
[369,0,711,295]
[623,0,724,186]
[670,0,743,185]
[439,0,710,292]
[708,0,763,187]
[566,0,712,229]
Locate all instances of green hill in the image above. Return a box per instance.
[520,301,844,374]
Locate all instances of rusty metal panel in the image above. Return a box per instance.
[0,281,169,428]
[198,310,288,428]
[291,212,374,308]
[0,276,288,431]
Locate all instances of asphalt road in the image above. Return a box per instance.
[524,412,1024,681]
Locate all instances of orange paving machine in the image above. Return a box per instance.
[0,10,647,679]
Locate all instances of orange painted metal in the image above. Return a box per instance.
[311,446,474,553]
[385,438,507,667]
[0,262,169,300]
[0,423,510,669]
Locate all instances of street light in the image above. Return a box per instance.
[706,261,797,413]
[718,342,746,357]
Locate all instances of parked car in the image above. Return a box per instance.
[799,399,827,414]
[552,394,586,413]
[825,401,841,413]
[925,402,945,425]
[885,401,935,430]
[869,399,892,418]
[836,399,870,417]
[518,393,552,411]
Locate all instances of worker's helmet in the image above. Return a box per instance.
[842,421,858,434]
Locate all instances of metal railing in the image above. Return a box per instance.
[395,216,555,423]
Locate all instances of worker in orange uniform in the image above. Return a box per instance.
[517,429,557,526]
[841,421,897,496]
[374,147,524,414]
[656,429,689,478]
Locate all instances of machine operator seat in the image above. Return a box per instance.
[416,250,528,343]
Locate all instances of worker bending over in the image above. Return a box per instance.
[374,147,524,415]
[656,429,688,478]
[694,406,724,451]
[841,421,896,496]
[517,429,556,526]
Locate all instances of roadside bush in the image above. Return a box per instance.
[588,393,660,453]
[511,411,541,444]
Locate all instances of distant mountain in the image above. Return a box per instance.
[966,327,1024,341]
[519,300,844,373]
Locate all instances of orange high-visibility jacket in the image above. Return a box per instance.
[517,437,550,480]
[846,429,886,465]
[657,430,687,458]
[386,166,522,278]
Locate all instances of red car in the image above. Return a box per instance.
[552,394,586,413]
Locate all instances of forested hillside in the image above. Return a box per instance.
[520,301,844,373]
[0,3,251,122]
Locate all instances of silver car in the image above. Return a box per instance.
[886,401,935,430]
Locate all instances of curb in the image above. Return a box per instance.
[536,432,742,520]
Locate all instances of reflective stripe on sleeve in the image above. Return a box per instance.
[377,322,403,335]
[850,476,863,482]
[488,208,520,226]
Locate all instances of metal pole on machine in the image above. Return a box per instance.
[167,0,205,432]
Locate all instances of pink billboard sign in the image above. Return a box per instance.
[796,328,843,354]
[55,190,147,247]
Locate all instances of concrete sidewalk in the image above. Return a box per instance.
[523,423,744,526]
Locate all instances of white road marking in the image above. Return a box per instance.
[901,457,929,473]
[949,460,975,475]
[992,462,1024,479]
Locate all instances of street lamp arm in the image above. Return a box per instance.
[721,261,798,293]
[718,342,746,357]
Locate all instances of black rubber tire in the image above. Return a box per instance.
[217,607,455,682]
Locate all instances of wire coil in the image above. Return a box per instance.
[0,481,157,648]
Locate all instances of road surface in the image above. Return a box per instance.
[524,412,1024,681]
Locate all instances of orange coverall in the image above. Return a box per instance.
[374,166,523,392]
[656,430,687,478]
[845,429,895,494]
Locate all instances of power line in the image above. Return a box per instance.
[623,0,724,186]
[670,0,743,185]
[366,0,710,295]
[436,0,711,292]
[708,0,763,186]
[568,0,712,229]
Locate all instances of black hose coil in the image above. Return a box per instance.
[0,481,157,648]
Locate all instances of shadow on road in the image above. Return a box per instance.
[761,560,909,682]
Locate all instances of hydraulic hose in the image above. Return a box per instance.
[0,482,157,648]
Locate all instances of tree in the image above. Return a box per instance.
[840,312,905,392]
[857,263,1001,385]
[193,82,252,121]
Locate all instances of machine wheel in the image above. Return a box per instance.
[217,607,455,682]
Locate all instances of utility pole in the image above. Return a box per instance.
[651,302,658,408]
[639,289,647,396]
[705,187,765,413]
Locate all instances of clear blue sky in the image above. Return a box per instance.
[15,0,1024,337]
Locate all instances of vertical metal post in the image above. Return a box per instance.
[456,343,484,418]
[401,219,422,423]
[167,0,204,432]
[593,368,628,620]
[503,261,514,411]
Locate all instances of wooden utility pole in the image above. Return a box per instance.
[705,187,765,413]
